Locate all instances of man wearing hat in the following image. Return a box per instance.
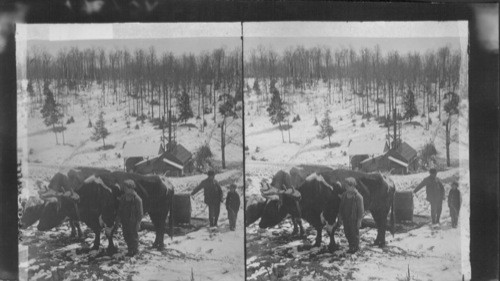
[413,168,445,224]
[338,177,364,253]
[117,179,143,257]
[191,170,223,227]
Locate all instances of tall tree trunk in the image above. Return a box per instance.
[445,117,451,167]
[52,124,59,145]
[221,120,226,169]
[287,119,291,143]
[279,121,284,143]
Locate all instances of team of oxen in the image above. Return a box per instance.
[20,167,174,254]
[246,165,396,252]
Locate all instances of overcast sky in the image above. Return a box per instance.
[16,23,241,63]
[16,21,467,62]
[243,21,468,58]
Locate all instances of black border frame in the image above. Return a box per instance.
[1,1,498,280]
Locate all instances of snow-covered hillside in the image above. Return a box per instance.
[244,78,470,280]
[17,82,244,280]
[18,82,242,178]
[245,79,469,169]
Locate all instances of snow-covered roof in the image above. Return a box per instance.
[162,158,184,170]
[123,142,163,158]
[388,156,409,167]
[348,139,387,157]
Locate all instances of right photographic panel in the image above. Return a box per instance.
[244,22,469,280]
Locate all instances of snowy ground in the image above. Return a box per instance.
[246,163,470,281]
[17,83,244,281]
[245,80,470,280]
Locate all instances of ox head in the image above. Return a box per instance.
[82,174,121,233]
[37,186,80,231]
[258,199,289,229]
[304,173,343,235]
[20,196,44,229]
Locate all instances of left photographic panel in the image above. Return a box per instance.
[16,23,244,281]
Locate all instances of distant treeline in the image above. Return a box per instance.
[244,44,463,120]
[24,45,242,122]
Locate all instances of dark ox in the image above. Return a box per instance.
[80,171,174,253]
[36,167,109,238]
[253,166,395,251]
[256,172,343,251]
[245,194,267,227]
[20,196,44,229]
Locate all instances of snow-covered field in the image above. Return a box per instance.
[245,79,470,280]
[17,83,244,281]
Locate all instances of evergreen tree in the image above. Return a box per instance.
[40,82,63,144]
[177,91,193,123]
[27,80,34,97]
[318,110,335,145]
[253,78,261,95]
[403,90,419,121]
[91,111,110,148]
[267,85,289,143]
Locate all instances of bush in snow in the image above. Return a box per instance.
[66,116,75,124]
[194,144,213,172]
[91,111,110,148]
[317,110,335,145]
[420,142,438,169]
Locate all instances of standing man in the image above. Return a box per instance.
[225,184,240,231]
[117,179,143,257]
[448,181,461,228]
[413,168,445,224]
[338,177,364,254]
[191,170,223,227]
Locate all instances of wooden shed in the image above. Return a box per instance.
[123,142,164,172]
[133,142,193,177]
[360,141,418,174]
[348,139,389,170]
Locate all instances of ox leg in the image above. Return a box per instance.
[91,229,101,250]
[372,209,387,248]
[327,230,339,252]
[76,222,83,239]
[313,226,323,247]
[106,229,117,255]
[150,213,165,250]
[156,212,167,250]
[70,221,77,238]
[291,201,304,237]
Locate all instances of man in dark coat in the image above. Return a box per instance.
[117,179,144,257]
[225,184,240,231]
[448,181,461,228]
[338,177,364,253]
[191,170,223,227]
[413,168,445,224]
